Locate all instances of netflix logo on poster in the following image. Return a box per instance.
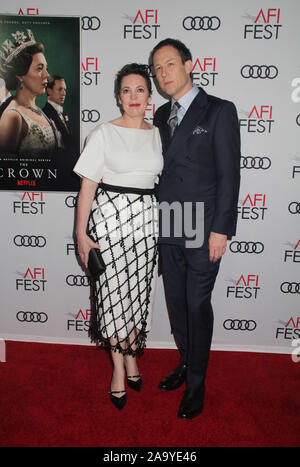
[243,8,282,39]
[239,105,274,133]
[276,317,300,340]
[81,57,100,86]
[18,8,39,15]
[13,192,46,215]
[283,240,300,263]
[238,193,268,221]
[16,267,47,292]
[144,103,156,122]
[226,274,261,299]
[67,309,91,332]
[191,57,218,87]
[123,10,160,39]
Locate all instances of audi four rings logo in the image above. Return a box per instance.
[280,282,300,294]
[16,311,48,323]
[182,16,221,30]
[66,275,91,286]
[65,195,77,208]
[241,65,278,79]
[223,319,257,331]
[288,202,300,214]
[81,16,101,30]
[82,109,101,122]
[230,241,264,254]
[13,235,46,248]
[241,156,271,170]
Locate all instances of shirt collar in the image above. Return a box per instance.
[48,99,63,114]
[172,85,199,114]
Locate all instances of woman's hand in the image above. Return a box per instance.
[75,177,99,268]
[77,233,100,268]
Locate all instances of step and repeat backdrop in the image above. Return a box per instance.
[0,0,299,355]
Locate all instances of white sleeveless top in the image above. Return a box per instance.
[7,108,61,155]
[74,122,163,189]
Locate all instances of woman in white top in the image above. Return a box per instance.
[0,31,60,155]
[74,63,163,410]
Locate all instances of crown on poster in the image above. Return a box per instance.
[0,29,36,64]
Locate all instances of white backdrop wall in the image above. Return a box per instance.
[0,0,299,355]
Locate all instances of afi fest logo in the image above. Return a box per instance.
[18,8,39,15]
[191,57,218,87]
[66,241,79,257]
[12,192,46,215]
[238,193,268,221]
[16,267,47,292]
[123,10,160,39]
[226,274,260,299]
[81,57,100,86]
[291,156,300,179]
[283,239,300,263]
[67,309,92,332]
[243,8,282,39]
[275,317,300,342]
[144,103,156,122]
[239,105,274,133]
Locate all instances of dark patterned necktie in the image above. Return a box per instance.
[167,101,181,137]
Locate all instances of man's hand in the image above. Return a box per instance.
[209,232,227,262]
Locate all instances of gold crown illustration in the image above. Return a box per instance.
[0,29,36,64]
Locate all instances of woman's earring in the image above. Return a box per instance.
[19,79,23,89]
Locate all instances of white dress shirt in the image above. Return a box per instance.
[172,85,199,125]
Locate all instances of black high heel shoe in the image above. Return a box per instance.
[127,374,142,392]
[109,390,127,410]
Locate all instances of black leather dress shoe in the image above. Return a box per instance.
[158,364,187,391]
[177,385,205,420]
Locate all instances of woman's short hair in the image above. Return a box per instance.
[114,63,152,100]
[0,42,45,91]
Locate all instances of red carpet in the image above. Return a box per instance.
[0,341,299,447]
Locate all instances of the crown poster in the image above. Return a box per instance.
[0,15,80,191]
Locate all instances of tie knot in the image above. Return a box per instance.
[174,101,180,109]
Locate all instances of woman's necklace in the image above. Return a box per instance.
[17,100,43,116]
[24,105,42,116]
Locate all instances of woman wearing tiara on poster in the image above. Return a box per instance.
[0,29,61,155]
[74,63,163,410]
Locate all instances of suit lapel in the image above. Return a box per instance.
[164,89,209,166]
[158,102,171,155]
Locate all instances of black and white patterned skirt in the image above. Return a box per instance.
[88,183,158,356]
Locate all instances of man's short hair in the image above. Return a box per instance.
[150,38,193,66]
[47,75,64,90]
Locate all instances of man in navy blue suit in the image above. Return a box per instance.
[151,39,240,419]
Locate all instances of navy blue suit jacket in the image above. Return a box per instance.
[154,87,241,247]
